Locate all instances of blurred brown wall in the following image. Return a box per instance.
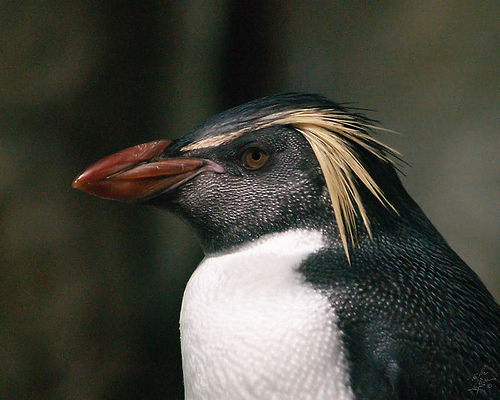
[1,1,498,399]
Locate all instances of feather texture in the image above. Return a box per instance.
[182,107,399,260]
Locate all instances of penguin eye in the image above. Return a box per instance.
[240,147,269,170]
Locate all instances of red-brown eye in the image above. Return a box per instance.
[241,147,269,170]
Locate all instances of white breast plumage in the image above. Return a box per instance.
[180,229,353,400]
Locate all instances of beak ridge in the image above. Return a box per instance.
[72,140,224,201]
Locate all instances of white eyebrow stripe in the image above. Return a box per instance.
[180,110,303,151]
[181,129,248,151]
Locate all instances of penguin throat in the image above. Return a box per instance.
[179,229,354,399]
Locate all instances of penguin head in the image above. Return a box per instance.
[73,93,401,256]
[152,122,334,254]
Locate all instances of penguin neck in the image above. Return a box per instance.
[186,204,339,256]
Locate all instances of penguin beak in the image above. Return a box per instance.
[72,140,224,201]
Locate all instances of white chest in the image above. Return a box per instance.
[179,230,353,400]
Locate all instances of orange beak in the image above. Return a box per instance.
[72,140,224,201]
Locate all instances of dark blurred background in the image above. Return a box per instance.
[1,1,498,399]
